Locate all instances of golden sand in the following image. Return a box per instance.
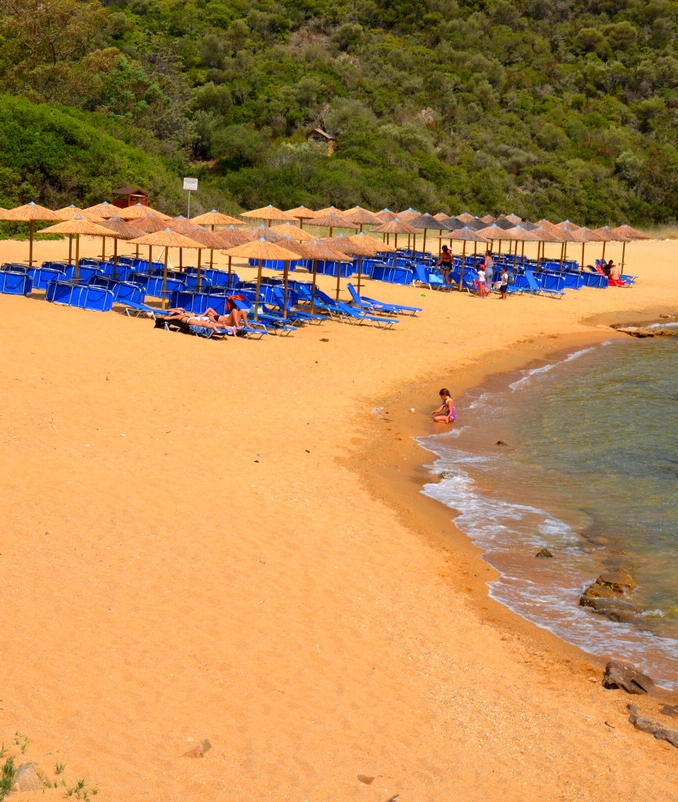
[0,235,676,801]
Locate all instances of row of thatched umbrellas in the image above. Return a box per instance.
[0,199,649,307]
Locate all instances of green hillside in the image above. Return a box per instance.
[1,0,677,224]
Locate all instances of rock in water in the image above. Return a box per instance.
[580,571,640,621]
[628,704,678,747]
[603,661,655,694]
[11,762,48,792]
[535,548,554,559]
[580,596,639,623]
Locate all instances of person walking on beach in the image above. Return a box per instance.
[499,267,509,300]
[431,389,456,424]
[435,245,454,285]
[484,256,494,294]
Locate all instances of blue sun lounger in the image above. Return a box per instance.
[347,283,421,315]
[312,288,398,329]
[525,270,565,298]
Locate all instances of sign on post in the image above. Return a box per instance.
[183,177,199,218]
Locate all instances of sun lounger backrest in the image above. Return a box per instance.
[0,270,32,295]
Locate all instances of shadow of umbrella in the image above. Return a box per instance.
[37,216,122,281]
[129,228,205,308]
[221,239,301,321]
[8,202,61,266]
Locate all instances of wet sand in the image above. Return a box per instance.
[0,235,677,801]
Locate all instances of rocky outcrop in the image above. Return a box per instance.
[535,548,554,559]
[628,704,678,747]
[603,661,655,694]
[616,326,677,338]
[10,762,48,793]
[579,570,640,622]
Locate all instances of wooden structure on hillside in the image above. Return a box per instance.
[307,128,336,156]
[112,186,149,208]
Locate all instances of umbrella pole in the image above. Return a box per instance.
[148,246,153,275]
[196,256,202,293]
[179,248,183,270]
[621,240,626,272]
[75,234,80,283]
[209,248,214,270]
[581,242,585,271]
[472,241,477,276]
[357,256,363,294]
[335,256,341,301]
[521,241,525,262]
[113,238,118,281]
[161,247,169,309]
[311,259,318,313]
[101,235,106,260]
[459,241,466,291]
[602,241,607,262]
[513,245,517,271]
[497,239,501,257]
[227,256,232,286]
[422,228,427,260]
[254,259,262,322]
[68,234,73,264]
[393,233,398,267]
[29,219,34,267]
[283,260,289,320]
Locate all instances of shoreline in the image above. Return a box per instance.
[347,320,678,700]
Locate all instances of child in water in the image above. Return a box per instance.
[431,388,456,424]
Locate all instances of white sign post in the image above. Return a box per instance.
[183,177,199,218]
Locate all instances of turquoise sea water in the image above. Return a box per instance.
[418,331,678,687]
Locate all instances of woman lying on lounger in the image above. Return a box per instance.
[203,301,249,330]
[164,309,231,332]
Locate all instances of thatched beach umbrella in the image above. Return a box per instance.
[477,223,520,258]
[456,212,475,224]
[301,238,353,309]
[285,206,316,229]
[440,226,489,290]
[310,211,358,238]
[85,201,119,219]
[480,215,495,224]
[10,202,61,267]
[241,205,295,227]
[270,222,315,241]
[222,239,300,321]
[505,225,541,267]
[503,213,522,225]
[322,234,374,299]
[100,217,146,279]
[56,205,102,261]
[343,207,382,231]
[129,228,204,307]
[190,210,244,228]
[397,208,420,222]
[37,215,119,281]
[560,226,606,270]
[557,219,581,232]
[372,217,418,264]
[210,227,252,283]
[592,226,629,263]
[433,212,449,221]
[375,208,398,222]
[441,216,465,231]
[0,206,15,221]
[610,224,650,271]
[188,227,225,285]
[348,233,396,292]
[409,212,450,258]
[243,225,285,243]
[118,203,170,221]
[529,225,566,267]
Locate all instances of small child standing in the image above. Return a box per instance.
[499,267,509,300]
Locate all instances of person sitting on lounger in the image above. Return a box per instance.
[608,260,620,281]
[435,245,454,285]
[431,388,456,424]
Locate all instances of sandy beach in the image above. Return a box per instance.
[1,235,677,801]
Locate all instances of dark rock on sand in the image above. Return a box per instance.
[535,548,554,559]
[659,704,678,718]
[628,704,678,747]
[598,570,637,592]
[580,570,639,621]
[617,326,677,338]
[603,661,655,694]
[496,440,508,446]
[183,739,212,758]
[11,762,48,793]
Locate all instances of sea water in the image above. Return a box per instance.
[418,331,678,687]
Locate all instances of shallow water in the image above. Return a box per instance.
[418,333,678,687]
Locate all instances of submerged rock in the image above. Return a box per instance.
[580,571,640,622]
[617,326,677,338]
[603,661,655,694]
[535,548,554,559]
[628,704,678,747]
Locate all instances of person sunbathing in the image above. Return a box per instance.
[204,304,249,329]
[165,309,231,332]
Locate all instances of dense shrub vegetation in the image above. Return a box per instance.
[0,0,677,223]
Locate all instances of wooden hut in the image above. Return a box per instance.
[112,186,149,209]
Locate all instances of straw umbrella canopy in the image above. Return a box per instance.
[557,226,605,270]
[270,222,315,241]
[243,225,285,242]
[557,219,581,232]
[118,203,170,221]
[0,206,15,221]
[309,211,358,237]
[348,232,396,255]
[493,216,518,230]
[298,238,353,311]
[397,208,420,221]
[319,234,371,299]
[209,227,251,282]
[610,224,649,270]
[375,208,398,222]
[56,205,102,261]
[440,226,489,290]
[285,206,316,228]
[221,239,301,320]
[9,202,61,266]
[343,207,383,230]
[132,213,170,234]
[189,210,244,228]
[503,213,522,225]
[592,225,630,262]
[409,212,455,259]
[188,226,225,284]
[313,206,343,216]
[241,205,295,226]
[456,212,475,223]
[480,215,495,224]
[505,225,541,267]
[433,212,449,221]
[100,217,146,279]
[372,217,419,265]
[85,201,119,219]
[129,229,204,307]
[477,223,521,258]
[37,215,120,281]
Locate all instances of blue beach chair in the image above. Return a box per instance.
[347,283,421,315]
